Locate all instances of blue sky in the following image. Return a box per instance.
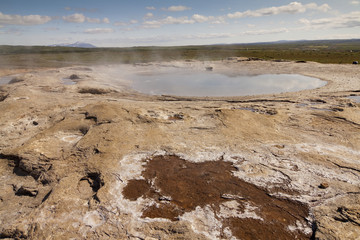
[0,0,359,47]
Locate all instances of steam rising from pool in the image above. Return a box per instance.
[118,66,326,97]
[0,64,326,97]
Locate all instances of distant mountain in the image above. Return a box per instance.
[50,42,96,48]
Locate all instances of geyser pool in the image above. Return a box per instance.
[0,65,327,97]
[0,76,14,85]
[127,68,326,97]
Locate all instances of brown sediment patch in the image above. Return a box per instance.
[0,93,8,102]
[78,87,112,95]
[123,155,312,239]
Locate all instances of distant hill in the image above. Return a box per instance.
[49,42,96,48]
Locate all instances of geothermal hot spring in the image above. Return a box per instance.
[101,64,326,97]
[1,64,327,97]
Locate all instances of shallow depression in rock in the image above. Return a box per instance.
[126,67,326,97]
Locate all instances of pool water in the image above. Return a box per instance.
[62,78,77,85]
[129,69,326,97]
[0,76,14,85]
[349,96,360,103]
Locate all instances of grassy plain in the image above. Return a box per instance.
[0,39,359,69]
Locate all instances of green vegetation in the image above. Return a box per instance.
[1,39,359,69]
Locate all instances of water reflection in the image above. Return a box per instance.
[349,96,360,103]
[0,76,14,85]
[130,69,326,97]
[62,78,77,85]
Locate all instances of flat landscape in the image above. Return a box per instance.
[1,39,360,69]
[0,41,360,239]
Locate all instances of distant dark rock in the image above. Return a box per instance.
[247,57,264,61]
[353,61,358,65]
[8,77,24,84]
[69,74,80,80]
[78,87,112,95]
[13,185,38,197]
[205,66,213,71]
[319,182,329,189]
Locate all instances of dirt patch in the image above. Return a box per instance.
[123,155,311,239]
[78,87,112,95]
[8,77,24,84]
[0,93,8,102]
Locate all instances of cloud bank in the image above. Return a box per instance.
[228,2,330,18]
[0,12,52,25]
[300,11,360,29]
[63,13,109,24]
[162,6,192,12]
[84,28,114,34]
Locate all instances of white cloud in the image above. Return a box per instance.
[84,28,114,34]
[103,17,110,24]
[86,17,101,23]
[350,1,360,5]
[63,13,86,23]
[192,14,209,23]
[63,13,110,24]
[191,14,226,24]
[146,6,156,10]
[143,14,226,28]
[299,11,360,29]
[241,28,289,36]
[86,17,110,24]
[228,2,330,19]
[144,13,154,19]
[162,5,191,12]
[162,16,194,24]
[0,12,52,25]
[143,16,196,28]
[114,20,138,26]
[211,16,226,24]
[185,33,235,39]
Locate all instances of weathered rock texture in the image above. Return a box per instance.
[0,60,359,239]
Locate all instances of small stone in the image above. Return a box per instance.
[159,196,172,201]
[69,74,80,80]
[32,121,39,126]
[221,193,245,200]
[274,144,285,149]
[319,182,329,189]
[168,114,184,120]
[14,185,38,197]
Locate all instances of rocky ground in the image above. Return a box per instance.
[0,60,359,239]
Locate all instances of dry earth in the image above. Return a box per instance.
[0,60,359,239]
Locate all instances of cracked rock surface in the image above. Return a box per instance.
[0,60,359,239]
